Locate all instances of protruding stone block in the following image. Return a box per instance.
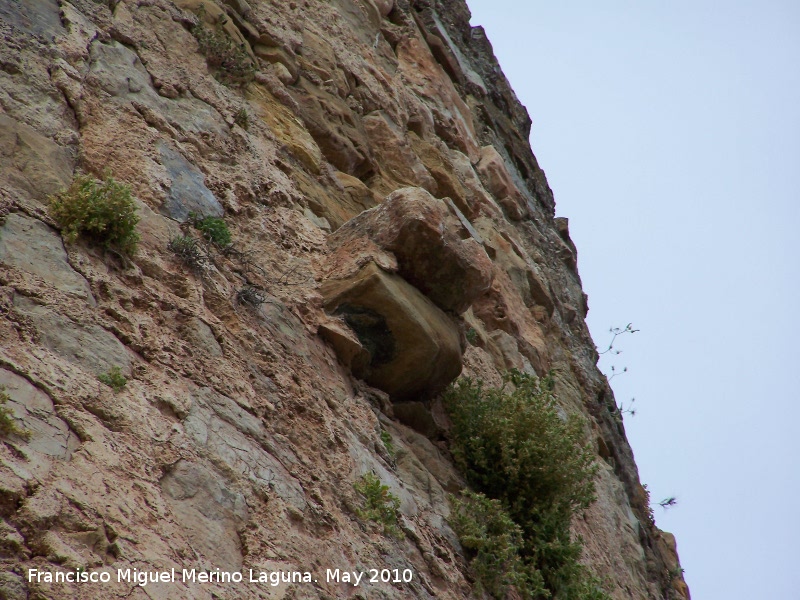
[329,187,493,314]
[321,262,461,401]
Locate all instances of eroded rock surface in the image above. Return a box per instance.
[321,263,461,401]
[0,213,95,304]
[0,0,688,598]
[330,186,494,314]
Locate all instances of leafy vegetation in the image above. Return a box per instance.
[0,387,30,440]
[450,491,539,598]
[190,213,232,247]
[444,370,609,599]
[380,429,395,459]
[666,566,686,598]
[353,472,402,537]
[192,17,255,85]
[98,366,127,392]
[49,173,140,255]
[234,107,249,130]
[642,484,657,528]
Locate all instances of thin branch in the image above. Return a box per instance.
[598,323,639,355]
[607,365,628,381]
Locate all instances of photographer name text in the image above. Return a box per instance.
[27,567,415,588]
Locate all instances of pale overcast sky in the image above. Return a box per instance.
[466,1,800,598]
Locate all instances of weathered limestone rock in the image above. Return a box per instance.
[0,0,62,38]
[253,45,299,83]
[325,232,398,282]
[183,386,307,511]
[86,39,228,137]
[373,0,394,18]
[178,317,223,357]
[0,213,95,305]
[476,218,554,315]
[0,571,26,600]
[160,460,248,571]
[303,207,332,231]
[449,148,504,219]
[12,295,132,376]
[471,278,550,375]
[290,78,373,177]
[267,60,295,85]
[249,85,322,174]
[363,112,437,193]
[412,5,488,96]
[485,329,536,375]
[476,145,530,221]
[298,29,350,95]
[392,401,440,438]
[330,186,494,314]
[14,486,115,570]
[321,262,461,400]
[329,0,382,40]
[397,36,480,161]
[0,0,689,595]
[294,170,366,231]
[554,215,579,271]
[318,316,370,373]
[334,171,380,215]
[0,369,81,478]
[157,141,223,221]
[173,0,255,61]
[408,133,468,206]
[0,115,74,202]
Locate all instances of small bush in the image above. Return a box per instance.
[642,484,657,528]
[234,107,249,130]
[192,20,255,85]
[0,388,31,440]
[353,472,402,537]
[444,371,598,519]
[49,173,140,255]
[444,370,608,599]
[98,366,127,392]
[190,213,232,247]
[380,429,395,459]
[168,235,208,272]
[466,327,478,345]
[450,491,544,599]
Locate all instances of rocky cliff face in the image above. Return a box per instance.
[0,0,688,598]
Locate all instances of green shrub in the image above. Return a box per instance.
[98,366,127,392]
[642,483,657,528]
[0,388,31,440]
[234,107,249,130]
[190,213,232,247]
[192,20,255,85]
[443,370,608,599]
[49,173,140,255]
[380,429,395,458]
[466,327,478,345]
[353,472,402,537]
[450,491,545,599]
